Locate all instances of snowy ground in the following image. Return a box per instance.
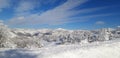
[0,40,120,58]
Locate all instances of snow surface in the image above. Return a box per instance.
[0,40,120,58]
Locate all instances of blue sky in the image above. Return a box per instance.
[0,0,120,30]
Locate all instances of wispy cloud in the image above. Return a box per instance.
[0,20,3,23]
[14,0,58,16]
[15,1,36,13]
[0,0,10,12]
[8,0,88,25]
[8,0,113,27]
[95,21,105,25]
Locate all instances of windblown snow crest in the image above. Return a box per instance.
[0,22,120,48]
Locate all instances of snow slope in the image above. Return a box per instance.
[0,40,120,58]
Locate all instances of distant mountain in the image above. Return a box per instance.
[0,23,120,48]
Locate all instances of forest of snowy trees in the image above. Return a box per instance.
[0,22,120,48]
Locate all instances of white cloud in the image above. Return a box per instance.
[0,20,4,25]
[95,21,105,25]
[15,1,36,12]
[0,20,3,23]
[9,0,89,25]
[117,26,120,28]
[0,0,10,12]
